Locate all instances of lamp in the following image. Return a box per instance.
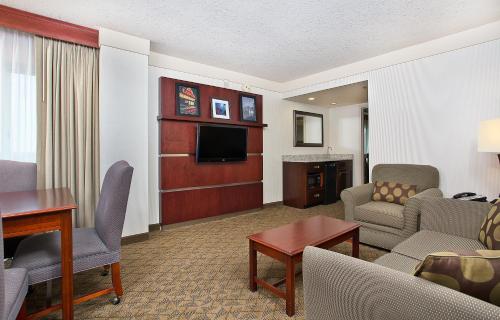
[478,118,500,163]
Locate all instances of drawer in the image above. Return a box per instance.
[307,162,324,173]
[307,190,324,206]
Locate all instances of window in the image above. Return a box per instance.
[0,27,36,162]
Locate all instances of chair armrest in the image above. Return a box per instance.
[340,183,374,221]
[302,246,500,320]
[419,198,492,239]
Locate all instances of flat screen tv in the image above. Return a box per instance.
[196,124,248,163]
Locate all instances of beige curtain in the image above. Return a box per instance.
[35,36,100,228]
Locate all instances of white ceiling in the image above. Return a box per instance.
[4,0,500,82]
[288,81,368,108]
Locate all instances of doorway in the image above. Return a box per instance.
[361,107,369,183]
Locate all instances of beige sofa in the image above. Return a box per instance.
[303,198,500,320]
[341,164,442,249]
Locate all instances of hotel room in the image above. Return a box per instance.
[0,1,499,319]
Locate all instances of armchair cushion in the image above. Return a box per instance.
[355,201,405,229]
[4,268,28,320]
[478,202,500,249]
[414,250,500,306]
[372,181,417,205]
[393,230,486,261]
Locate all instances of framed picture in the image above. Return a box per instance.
[176,83,200,116]
[211,98,230,119]
[240,94,257,122]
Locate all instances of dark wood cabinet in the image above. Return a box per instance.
[283,160,353,209]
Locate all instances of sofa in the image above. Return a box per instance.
[303,198,500,320]
[341,164,442,250]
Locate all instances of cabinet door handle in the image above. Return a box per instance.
[313,165,320,169]
[314,193,320,198]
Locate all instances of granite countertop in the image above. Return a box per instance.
[282,154,353,162]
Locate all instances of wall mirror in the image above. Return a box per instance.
[294,110,324,147]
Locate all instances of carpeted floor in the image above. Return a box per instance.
[27,202,387,319]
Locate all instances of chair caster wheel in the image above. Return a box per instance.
[111,296,121,305]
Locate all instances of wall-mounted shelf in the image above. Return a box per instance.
[157,115,268,128]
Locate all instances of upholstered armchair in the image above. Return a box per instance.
[341,164,442,250]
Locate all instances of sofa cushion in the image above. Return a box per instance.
[414,250,500,306]
[355,201,405,229]
[393,230,486,261]
[374,252,421,274]
[478,202,500,249]
[372,181,417,205]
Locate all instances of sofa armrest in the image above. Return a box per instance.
[413,187,443,198]
[303,246,500,320]
[419,198,492,239]
[400,188,443,235]
[340,183,374,221]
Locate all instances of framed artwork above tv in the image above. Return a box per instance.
[240,94,257,122]
[211,98,230,119]
[175,83,200,116]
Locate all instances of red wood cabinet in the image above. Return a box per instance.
[159,77,265,225]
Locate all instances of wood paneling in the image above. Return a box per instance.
[159,77,264,225]
[161,155,262,189]
[162,183,263,224]
[0,5,99,48]
[159,77,263,126]
[160,121,263,154]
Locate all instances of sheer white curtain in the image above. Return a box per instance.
[0,27,36,162]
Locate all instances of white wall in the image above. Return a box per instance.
[147,61,330,225]
[100,36,149,237]
[291,39,500,199]
[329,103,367,186]
[368,39,500,199]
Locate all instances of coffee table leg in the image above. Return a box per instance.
[249,240,257,292]
[352,228,360,258]
[285,256,295,316]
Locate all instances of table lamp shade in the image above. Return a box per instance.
[478,118,500,153]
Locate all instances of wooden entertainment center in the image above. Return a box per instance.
[158,77,266,225]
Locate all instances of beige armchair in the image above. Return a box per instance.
[340,164,442,249]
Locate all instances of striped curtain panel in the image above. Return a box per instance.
[35,36,100,228]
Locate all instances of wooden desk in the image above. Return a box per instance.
[248,216,360,316]
[0,188,77,319]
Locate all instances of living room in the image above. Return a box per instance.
[0,1,499,319]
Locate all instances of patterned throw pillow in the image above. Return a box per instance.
[414,250,500,306]
[479,202,500,249]
[372,181,417,205]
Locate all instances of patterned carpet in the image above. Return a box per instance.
[26,202,387,319]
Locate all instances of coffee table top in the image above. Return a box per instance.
[248,215,359,255]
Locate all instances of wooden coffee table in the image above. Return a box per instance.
[248,215,360,316]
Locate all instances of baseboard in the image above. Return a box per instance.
[149,223,162,232]
[121,232,150,246]
[263,201,283,208]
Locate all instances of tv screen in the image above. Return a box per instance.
[196,124,248,163]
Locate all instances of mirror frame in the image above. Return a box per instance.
[293,110,324,147]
